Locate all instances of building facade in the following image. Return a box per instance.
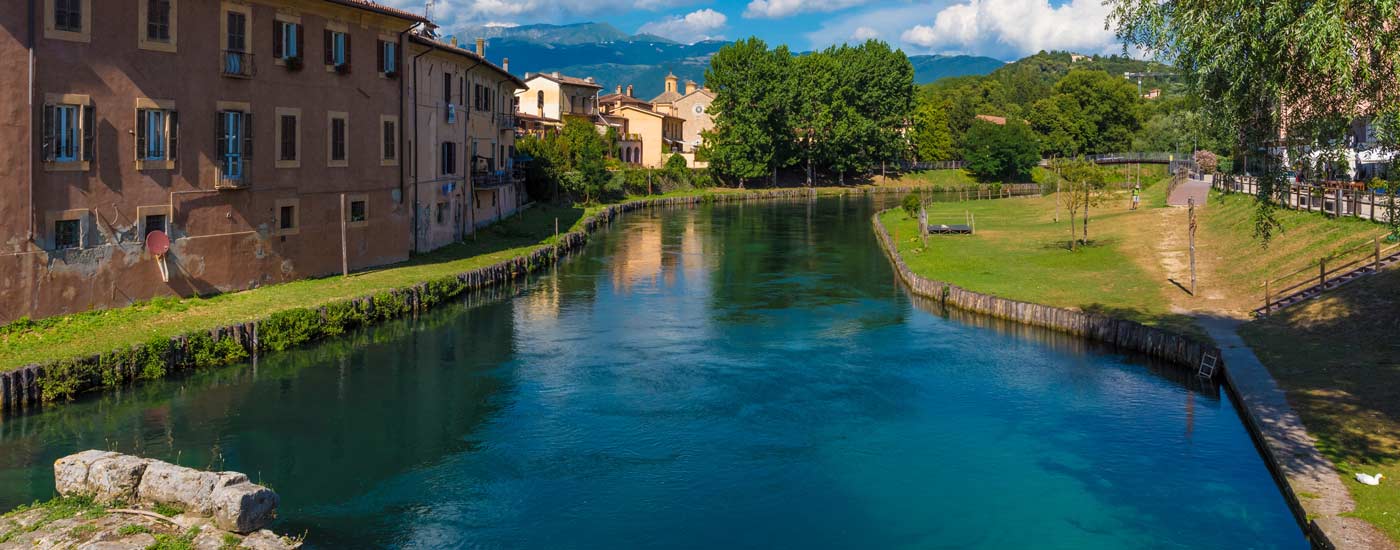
[516,72,602,124]
[649,74,714,153]
[403,34,525,253]
[0,0,428,323]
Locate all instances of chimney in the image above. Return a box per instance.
[552,71,560,79]
[616,85,623,94]
[475,37,485,57]
[503,58,509,72]
[685,80,697,95]
[450,36,458,47]
[626,84,633,97]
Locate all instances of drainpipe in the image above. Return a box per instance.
[396,23,419,216]
[27,0,37,244]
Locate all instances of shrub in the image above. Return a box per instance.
[902,193,922,218]
[138,337,171,380]
[188,332,247,369]
[40,359,98,401]
[259,308,322,352]
[371,291,410,321]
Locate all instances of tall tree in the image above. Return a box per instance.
[913,101,955,161]
[705,38,794,186]
[1048,70,1142,154]
[963,119,1041,181]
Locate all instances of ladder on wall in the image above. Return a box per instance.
[1197,352,1219,379]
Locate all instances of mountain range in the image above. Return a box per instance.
[452,23,1005,99]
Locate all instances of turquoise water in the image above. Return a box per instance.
[0,197,1304,549]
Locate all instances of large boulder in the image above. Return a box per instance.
[85,455,149,504]
[54,450,117,497]
[136,461,248,516]
[210,482,279,534]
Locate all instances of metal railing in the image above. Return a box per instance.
[221,50,255,78]
[495,112,514,129]
[215,158,251,190]
[471,172,515,188]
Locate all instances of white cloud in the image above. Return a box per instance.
[898,0,1118,59]
[381,0,696,29]
[743,0,872,19]
[851,26,880,41]
[638,8,728,43]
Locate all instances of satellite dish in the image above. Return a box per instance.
[145,230,170,256]
[146,230,171,282]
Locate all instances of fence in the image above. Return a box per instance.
[1214,174,1398,224]
[1259,234,1400,314]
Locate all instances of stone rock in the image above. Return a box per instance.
[241,529,300,550]
[53,450,118,497]
[137,461,249,516]
[210,482,278,534]
[86,455,149,504]
[77,532,156,550]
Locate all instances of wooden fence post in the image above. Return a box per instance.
[1320,259,1327,289]
[1264,279,1271,312]
[1376,236,1382,272]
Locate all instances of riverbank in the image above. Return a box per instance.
[0,181,1032,408]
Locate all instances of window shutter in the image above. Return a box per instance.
[82,104,94,162]
[394,43,401,75]
[324,29,333,65]
[242,112,253,159]
[168,111,179,161]
[343,34,351,71]
[376,40,384,73]
[217,111,227,160]
[273,21,283,59]
[136,109,148,160]
[295,24,304,60]
[42,105,55,162]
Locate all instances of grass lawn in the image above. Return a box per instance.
[1241,268,1400,542]
[0,203,599,370]
[878,168,1210,341]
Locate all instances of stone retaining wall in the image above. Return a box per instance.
[3,186,1034,413]
[871,209,1221,373]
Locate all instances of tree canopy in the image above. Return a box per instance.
[963,119,1041,181]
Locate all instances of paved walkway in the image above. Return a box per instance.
[1167,178,1212,207]
[1198,315,1394,550]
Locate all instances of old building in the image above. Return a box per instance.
[598,80,686,168]
[650,74,714,154]
[403,34,525,253]
[515,72,602,125]
[0,0,427,322]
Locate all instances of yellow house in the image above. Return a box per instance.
[650,74,714,152]
[608,105,684,168]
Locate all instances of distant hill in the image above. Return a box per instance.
[985,51,1176,105]
[908,54,1005,84]
[452,23,1008,99]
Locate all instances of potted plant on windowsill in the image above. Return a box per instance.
[285,56,303,71]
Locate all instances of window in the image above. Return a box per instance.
[328,112,348,166]
[440,142,456,175]
[377,40,397,76]
[274,20,302,63]
[380,116,398,165]
[222,9,252,77]
[325,29,350,71]
[136,105,179,167]
[54,219,80,250]
[435,202,446,224]
[54,0,81,32]
[537,91,544,112]
[474,84,483,110]
[146,0,170,41]
[143,214,167,237]
[274,199,300,235]
[279,113,296,161]
[279,205,295,230]
[349,200,366,222]
[41,98,93,169]
[216,108,252,183]
[443,73,452,104]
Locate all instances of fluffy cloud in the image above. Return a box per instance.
[638,9,728,43]
[899,0,1118,58]
[743,0,872,19]
[381,0,695,29]
[851,26,880,41]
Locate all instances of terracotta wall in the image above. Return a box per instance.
[0,0,419,323]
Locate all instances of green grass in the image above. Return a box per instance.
[1241,266,1400,543]
[151,502,183,517]
[0,496,106,544]
[890,169,982,187]
[146,526,200,550]
[118,524,153,536]
[878,174,1207,341]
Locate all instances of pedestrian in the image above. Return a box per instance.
[1131,185,1141,210]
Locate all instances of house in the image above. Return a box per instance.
[975,114,1008,125]
[0,0,427,322]
[402,34,526,253]
[649,74,715,154]
[515,71,603,125]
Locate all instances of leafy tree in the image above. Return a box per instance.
[664,153,688,184]
[963,119,1041,181]
[1047,70,1141,154]
[1109,0,1400,244]
[705,38,795,185]
[913,100,955,161]
[1029,94,1088,157]
[558,117,609,203]
[1054,158,1110,250]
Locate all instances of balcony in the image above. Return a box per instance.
[471,172,513,188]
[215,158,251,190]
[222,50,255,78]
[496,112,515,129]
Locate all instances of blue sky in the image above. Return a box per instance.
[385,0,1127,61]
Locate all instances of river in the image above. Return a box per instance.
[0,196,1304,549]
